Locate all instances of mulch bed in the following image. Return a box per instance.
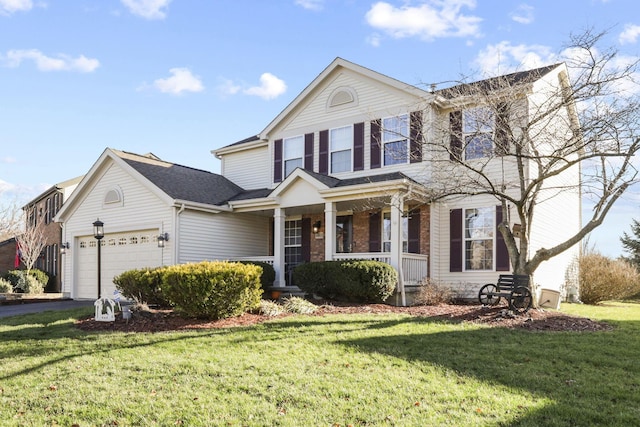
[75,301,613,333]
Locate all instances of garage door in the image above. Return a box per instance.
[75,229,163,299]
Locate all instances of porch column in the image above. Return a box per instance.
[390,192,406,306]
[324,202,336,261]
[273,208,286,287]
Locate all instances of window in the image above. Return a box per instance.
[463,107,495,160]
[382,211,408,252]
[283,136,303,178]
[464,207,494,270]
[284,220,303,283]
[330,126,352,173]
[383,114,409,166]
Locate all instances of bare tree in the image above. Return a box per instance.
[419,28,640,278]
[0,199,23,242]
[15,206,47,274]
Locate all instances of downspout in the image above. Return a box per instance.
[174,203,186,264]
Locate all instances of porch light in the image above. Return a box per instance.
[157,232,169,248]
[60,242,70,255]
[313,221,322,234]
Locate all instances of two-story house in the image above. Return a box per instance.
[16,176,83,291]
[55,58,581,304]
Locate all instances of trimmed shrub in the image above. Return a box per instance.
[413,278,454,305]
[16,272,44,294]
[0,277,12,293]
[162,261,262,319]
[5,269,48,290]
[259,300,285,317]
[579,252,640,304]
[293,260,397,303]
[237,261,276,290]
[113,267,169,307]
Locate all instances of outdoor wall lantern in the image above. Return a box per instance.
[157,232,169,248]
[93,219,104,299]
[60,242,70,255]
[313,221,322,234]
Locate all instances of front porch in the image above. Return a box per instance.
[228,169,432,306]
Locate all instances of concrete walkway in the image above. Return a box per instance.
[0,300,94,318]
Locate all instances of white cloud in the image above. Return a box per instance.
[295,0,323,11]
[121,0,170,20]
[510,4,534,25]
[152,68,204,95]
[1,156,16,164]
[217,78,242,96]
[2,49,100,72]
[473,41,555,76]
[619,24,640,45]
[243,73,287,100]
[0,0,32,15]
[365,0,482,44]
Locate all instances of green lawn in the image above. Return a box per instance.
[1,302,639,426]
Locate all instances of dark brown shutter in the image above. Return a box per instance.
[354,122,364,171]
[410,111,423,163]
[495,103,510,156]
[449,111,462,161]
[304,133,314,170]
[496,206,510,271]
[449,208,463,272]
[370,119,381,169]
[408,208,421,254]
[319,129,329,175]
[369,211,381,252]
[274,139,283,183]
[302,218,311,263]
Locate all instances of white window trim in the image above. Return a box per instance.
[329,125,353,174]
[382,114,409,167]
[463,206,495,271]
[462,107,495,161]
[381,210,409,253]
[283,135,304,178]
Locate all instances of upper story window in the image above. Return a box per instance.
[382,114,409,166]
[463,107,495,160]
[464,207,494,270]
[330,125,352,173]
[283,135,303,178]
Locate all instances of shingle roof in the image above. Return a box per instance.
[116,151,244,206]
[437,63,561,98]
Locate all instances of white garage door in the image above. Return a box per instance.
[75,229,163,299]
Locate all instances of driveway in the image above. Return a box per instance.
[0,300,94,318]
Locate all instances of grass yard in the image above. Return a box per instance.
[0,302,639,426]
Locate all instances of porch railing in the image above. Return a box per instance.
[332,252,428,285]
[227,256,274,265]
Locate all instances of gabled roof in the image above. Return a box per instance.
[23,174,84,208]
[115,150,243,206]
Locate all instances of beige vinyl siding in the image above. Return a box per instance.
[221,145,270,190]
[61,161,173,297]
[178,211,269,263]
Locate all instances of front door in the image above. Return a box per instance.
[285,219,303,285]
[336,215,353,253]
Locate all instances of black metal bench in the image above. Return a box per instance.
[478,274,533,313]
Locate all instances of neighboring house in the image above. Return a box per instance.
[56,58,581,304]
[0,237,19,279]
[20,176,83,291]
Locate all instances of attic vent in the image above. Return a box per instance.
[328,87,357,109]
[104,187,123,207]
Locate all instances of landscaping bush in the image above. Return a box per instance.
[259,299,284,317]
[16,272,44,294]
[162,261,262,319]
[5,269,48,290]
[0,277,12,293]
[237,260,275,290]
[113,267,169,307]
[413,278,454,305]
[293,260,397,302]
[282,296,318,314]
[579,252,640,304]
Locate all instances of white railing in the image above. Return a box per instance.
[228,256,274,265]
[332,252,428,284]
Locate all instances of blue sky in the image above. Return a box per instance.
[1,0,639,257]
